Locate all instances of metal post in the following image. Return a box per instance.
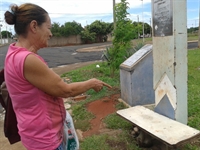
[150,18,152,37]
[141,0,144,42]
[6,26,9,43]
[113,0,116,30]
[138,15,139,39]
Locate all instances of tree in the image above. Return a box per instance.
[80,29,96,44]
[188,27,198,33]
[51,21,83,37]
[144,23,151,35]
[104,0,137,76]
[60,21,83,37]
[1,30,12,38]
[87,20,113,42]
[132,21,151,38]
[51,22,61,36]
[51,22,61,37]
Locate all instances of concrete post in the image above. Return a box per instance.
[152,0,187,124]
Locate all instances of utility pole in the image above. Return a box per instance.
[113,0,116,30]
[6,26,9,43]
[141,0,144,42]
[138,15,139,39]
[150,18,152,37]
[198,0,200,48]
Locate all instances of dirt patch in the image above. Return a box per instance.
[82,94,120,138]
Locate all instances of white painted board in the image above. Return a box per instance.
[117,106,200,146]
[121,44,152,68]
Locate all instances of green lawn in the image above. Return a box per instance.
[132,35,198,45]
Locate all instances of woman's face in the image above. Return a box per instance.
[37,15,52,48]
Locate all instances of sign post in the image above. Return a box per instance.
[152,0,187,124]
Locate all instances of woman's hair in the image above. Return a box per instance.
[4,3,48,36]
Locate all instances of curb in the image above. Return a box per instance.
[188,40,198,43]
[51,60,102,76]
[76,44,112,52]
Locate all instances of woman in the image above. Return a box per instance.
[4,3,111,150]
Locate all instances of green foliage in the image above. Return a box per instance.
[51,22,62,37]
[101,46,112,65]
[80,135,111,150]
[51,21,83,37]
[102,42,143,77]
[62,62,120,86]
[74,119,91,132]
[103,97,132,131]
[80,130,141,150]
[114,0,135,43]
[72,104,94,131]
[103,113,132,130]
[80,29,96,44]
[102,0,139,76]
[144,22,152,35]
[106,45,131,76]
[187,27,198,33]
[127,21,152,39]
[72,104,93,121]
[115,102,128,110]
[60,21,83,37]
[86,20,113,42]
[115,0,130,22]
[125,42,144,59]
[1,30,12,38]
[51,20,113,42]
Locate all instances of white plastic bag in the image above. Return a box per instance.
[63,111,79,150]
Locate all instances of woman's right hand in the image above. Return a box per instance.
[89,78,112,92]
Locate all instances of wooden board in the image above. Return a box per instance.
[117,106,200,146]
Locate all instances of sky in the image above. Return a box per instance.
[0,0,199,34]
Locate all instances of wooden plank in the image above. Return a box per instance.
[117,106,200,146]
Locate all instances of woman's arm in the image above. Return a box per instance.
[23,54,112,98]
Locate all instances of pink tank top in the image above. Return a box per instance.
[5,43,66,150]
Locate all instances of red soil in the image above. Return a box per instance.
[82,94,120,138]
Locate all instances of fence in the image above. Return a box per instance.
[0,34,112,47]
[0,38,13,45]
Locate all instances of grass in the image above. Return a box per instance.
[80,131,141,150]
[61,62,120,103]
[131,34,198,45]
[187,49,200,130]
[61,44,200,149]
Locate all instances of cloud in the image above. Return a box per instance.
[1,0,195,31]
[0,0,151,31]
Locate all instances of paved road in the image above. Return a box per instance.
[188,41,198,49]
[0,42,112,69]
[0,41,198,69]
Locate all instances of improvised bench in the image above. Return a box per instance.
[117,105,200,148]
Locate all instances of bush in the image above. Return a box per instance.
[80,30,96,44]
